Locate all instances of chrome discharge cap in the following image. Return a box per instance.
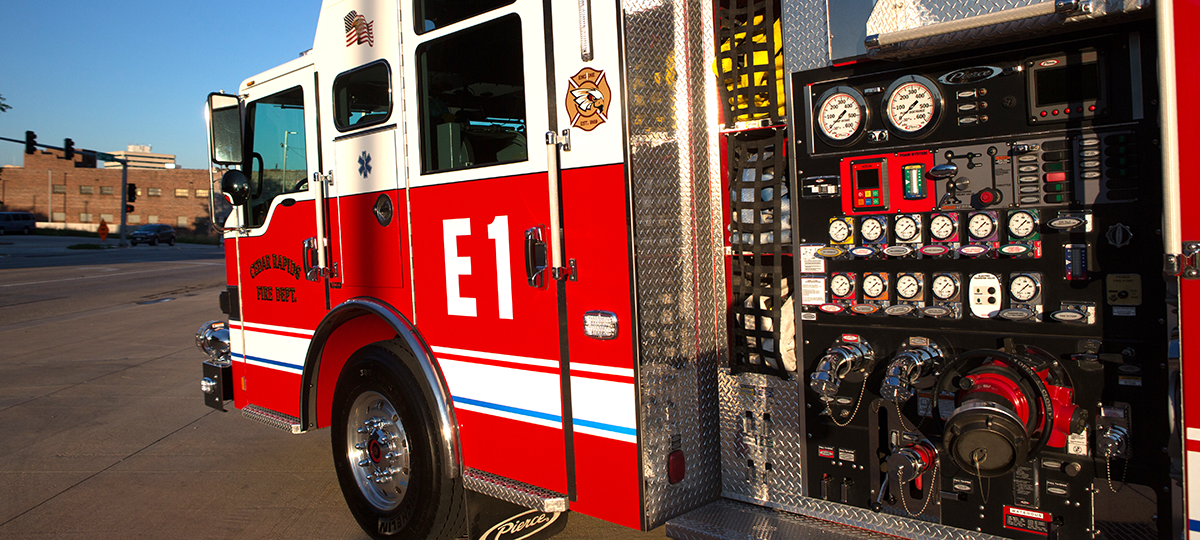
[196,320,232,366]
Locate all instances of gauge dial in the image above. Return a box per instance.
[1007,210,1038,239]
[830,274,854,298]
[815,87,868,145]
[930,213,956,241]
[829,219,852,243]
[896,274,922,300]
[1010,274,1040,302]
[861,217,884,243]
[932,274,959,301]
[882,75,943,138]
[968,213,996,240]
[894,215,920,242]
[863,274,887,298]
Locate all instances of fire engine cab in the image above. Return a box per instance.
[196,0,1198,538]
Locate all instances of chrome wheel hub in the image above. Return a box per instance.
[347,391,411,511]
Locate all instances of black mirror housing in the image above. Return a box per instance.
[221,170,250,206]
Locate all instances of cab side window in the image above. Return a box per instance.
[414,0,515,34]
[333,61,392,131]
[244,86,307,228]
[417,14,527,174]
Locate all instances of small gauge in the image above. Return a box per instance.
[1010,274,1040,302]
[830,274,854,298]
[894,215,920,242]
[932,274,960,301]
[861,217,885,243]
[967,212,996,240]
[882,75,944,139]
[814,86,869,146]
[1007,210,1038,239]
[863,274,887,298]
[829,219,852,243]
[930,213,956,241]
[896,274,922,301]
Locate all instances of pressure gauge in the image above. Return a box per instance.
[894,215,921,242]
[967,212,996,240]
[815,86,869,146]
[932,274,960,301]
[882,75,943,139]
[1010,274,1040,302]
[861,217,885,243]
[863,274,887,298]
[896,274,922,301]
[829,219,852,243]
[930,213,956,241]
[1007,210,1038,239]
[830,274,854,298]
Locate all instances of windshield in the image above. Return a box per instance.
[136,225,157,232]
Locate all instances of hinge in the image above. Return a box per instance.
[560,128,571,152]
[1177,242,1200,279]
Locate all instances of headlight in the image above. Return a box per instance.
[196,320,232,366]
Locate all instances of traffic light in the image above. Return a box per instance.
[126,204,134,213]
[24,131,36,154]
[127,183,137,202]
[63,138,74,160]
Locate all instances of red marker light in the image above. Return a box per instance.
[1089,105,1096,111]
[1052,109,1059,116]
[1040,111,1048,117]
[1064,108,1071,114]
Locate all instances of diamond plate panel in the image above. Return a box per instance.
[667,499,897,540]
[781,0,829,73]
[463,468,568,513]
[718,369,806,509]
[623,0,725,529]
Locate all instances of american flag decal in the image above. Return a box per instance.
[344,10,374,47]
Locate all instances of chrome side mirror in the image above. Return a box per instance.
[207,93,243,165]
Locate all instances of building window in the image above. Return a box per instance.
[52,185,66,194]
[100,186,114,195]
[175,188,189,198]
[148,215,159,223]
[177,216,189,227]
[195,189,210,198]
[80,185,94,195]
[52,212,65,221]
[148,188,162,197]
[129,215,141,224]
[80,213,93,222]
[100,214,114,223]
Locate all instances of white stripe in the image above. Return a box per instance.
[1188,427,1200,442]
[244,358,303,375]
[431,345,634,378]
[1189,451,1200,517]
[240,321,315,336]
[575,424,637,443]
[571,375,637,435]
[453,401,562,430]
[440,359,563,419]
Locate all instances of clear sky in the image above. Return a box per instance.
[0,0,323,170]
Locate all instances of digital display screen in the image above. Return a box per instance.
[1035,62,1100,106]
[855,168,880,190]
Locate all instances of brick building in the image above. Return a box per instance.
[0,148,229,236]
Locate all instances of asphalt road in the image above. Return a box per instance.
[0,235,668,539]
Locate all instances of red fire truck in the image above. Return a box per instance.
[196,0,1197,538]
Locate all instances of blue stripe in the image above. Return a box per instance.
[452,396,636,436]
[1190,519,1200,532]
[238,353,303,370]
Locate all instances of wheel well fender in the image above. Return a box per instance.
[301,298,460,479]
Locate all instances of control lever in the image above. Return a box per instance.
[880,341,943,404]
[810,336,875,402]
[927,163,961,206]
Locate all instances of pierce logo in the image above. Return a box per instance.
[937,66,1002,85]
[480,509,560,540]
[565,68,611,131]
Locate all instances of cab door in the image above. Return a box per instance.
[400,2,568,493]
[228,65,324,417]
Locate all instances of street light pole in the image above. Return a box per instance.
[282,131,297,176]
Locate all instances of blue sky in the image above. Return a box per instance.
[0,0,323,170]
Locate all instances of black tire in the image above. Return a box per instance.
[0,228,5,236]
[331,341,465,540]
[22,226,30,235]
[130,241,137,246]
[150,236,158,246]
[168,236,175,246]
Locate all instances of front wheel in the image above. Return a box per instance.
[150,237,158,246]
[168,236,175,246]
[331,342,464,539]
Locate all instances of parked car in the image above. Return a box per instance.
[0,212,35,235]
[129,224,176,246]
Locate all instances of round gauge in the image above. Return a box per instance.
[882,75,943,139]
[829,220,852,243]
[815,86,869,146]
[830,274,853,298]
[932,274,959,301]
[1007,210,1038,239]
[894,215,920,242]
[861,217,884,243]
[1010,274,1040,302]
[967,213,996,240]
[896,274,922,300]
[863,274,886,298]
[930,213,956,241]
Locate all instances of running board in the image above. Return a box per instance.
[463,467,568,513]
[667,499,907,540]
[241,404,303,434]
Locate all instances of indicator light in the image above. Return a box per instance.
[1089,105,1096,111]
[583,310,619,340]
[1064,108,1071,114]
[1040,111,1048,117]
[1052,109,1059,116]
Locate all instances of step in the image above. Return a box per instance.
[463,467,568,513]
[241,404,303,434]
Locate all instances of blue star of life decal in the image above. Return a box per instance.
[358,151,372,178]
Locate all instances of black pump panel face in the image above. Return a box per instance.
[790,21,1171,540]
